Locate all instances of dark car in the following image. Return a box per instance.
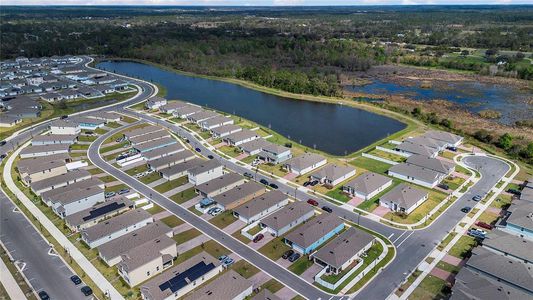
[185,139,190,143]
[253,234,264,243]
[0,140,6,146]
[81,286,93,296]
[438,183,449,190]
[475,221,493,230]
[303,182,311,187]
[260,179,269,185]
[243,172,253,179]
[60,115,69,119]
[269,183,279,189]
[447,146,457,152]
[118,189,130,195]
[322,206,333,213]
[38,291,50,300]
[207,155,214,159]
[461,206,471,213]
[85,131,93,135]
[288,252,301,262]
[507,189,521,196]
[70,275,82,285]
[307,199,319,206]
[310,180,319,186]
[0,154,6,160]
[195,147,201,152]
[282,250,294,259]
[472,195,482,202]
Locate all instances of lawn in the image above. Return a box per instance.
[476,211,499,225]
[410,275,450,300]
[139,172,163,184]
[437,232,457,251]
[106,122,122,129]
[78,135,97,142]
[100,142,128,154]
[160,216,184,228]
[368,149,406,163]
[209,211,238,229]
[357,179,401,212]
[70,143,89,150]
[440,150,456,160]
[321,260,359,284]
[442,175,466,191]
[146,204,165,215]
[172,229,202,244]
[99,175,118,183]
[455,165,472,177]
[384,189,448,225]
[201,240,230,259]
[154,176,188,193]
[121,116,137,123]
[326,186,351,202]
[125,164,148,176]
[261,279,284,293]
[87,168,104,175]
[218,145,241,158]
[448,235,477,259]
[95,128,108,135]
[105,184,128,193]
[288,256,314,275]
[258,237,292,260]
[350,156,391,175]
[490,193,513,209]
[170,187,197,204]
[436,261,461,274]
[230,260,260,279]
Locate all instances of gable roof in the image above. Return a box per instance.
[313,227,375,269]
[344,172,392,195]
[380,183,428,210]
[284,213,344,248]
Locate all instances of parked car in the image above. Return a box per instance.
[288,252,301,262]
[118,189,130,195]
[0,154,6,160]
[507,189,521,196]
[282,250,294,259]
[105,192,116,198]
[475,221,493,230]
[207,155,214,159]
[218,255,228,262]
[70,275,82,285]
[461,206,471,213]
[81,286,93,296]
[38,291,50,300]
[307,199,319,206]
[243,172,253,179]
[269,183,279,189]
[260,179,269,185]
[134,173,144,179]
[438,183,449,190]
[195,147,201,152]
[447,146,457,152]
[303,181,311,187]
[85,131,94,135]
[310,180,319,186]
[322,206,333,213]
[467,228,486,239]
[223,257,234,267]
[185,139,190,143]
[60,115,69,119]
[472,228,487,235]
[472,195,482,202]
[209,208,222,216]
[0,140,6,146]
[207,207,219,215]
[253,234,264,243]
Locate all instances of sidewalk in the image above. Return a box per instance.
[0,258,27,300]
[3,141,124,300]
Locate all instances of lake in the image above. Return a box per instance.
[345,79,532,125]
[97,61,406,156]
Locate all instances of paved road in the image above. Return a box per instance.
[0,190,88,300]
[87,125,335,300]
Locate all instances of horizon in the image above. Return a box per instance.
[3,2,533,6]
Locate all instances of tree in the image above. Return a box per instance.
[498,133,513,150]
[412,107,422,117]
[520,142,533,159]
[440,118,452,128]
[474,130,493,143]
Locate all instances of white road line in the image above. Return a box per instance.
[396,231,415,248]
[388,233,395,239]
[392,231,407,244]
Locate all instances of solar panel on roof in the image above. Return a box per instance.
[82,202,126,221]
[158,261,216,293]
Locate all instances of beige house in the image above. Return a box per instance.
[18,159,67,184]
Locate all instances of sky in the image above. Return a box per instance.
[5,0,533,5]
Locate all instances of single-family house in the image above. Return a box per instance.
[451,267,529,300]
[147,150,195,171]
[195,173,246,198]
[145,97,167,110]
[124,125,164,140]
[71,117,106,130]
[312,227,375,275]
[388,163,445,188]
[159,158,203,181]
[284,213,344,254]
[134,137,177,153]
[182,270,253,300]
[49,119,80,135]
[142,144,184,161]
[422,130,464,147]
[283,153,327,175]
[223,129,260,146]
[40,178,105,206]
[31,134,78,146]
[129,130,171,146]
[30,169,92,195]
[18,159,67,184]
[19,143,70,158]
[200,115,234,130]
[211,124,242,138]
[187,159,224,185]
[188,110,219,124]
[498,201,533,240]
[239,139,270,156]
[173,105,203,119]
[379,183,429,215]
[342,172,393,200]
[50,185,105,218]
[404,136,447,151]
[233,190,289,224]
[482,230,533,264]
[88,111,122,123]
[405,154,455,175]
[212,181,266,211]
[395,142,439,158]
[65,196,134,232]
[159,100,187,114]
[260,201,315,237]
[309,164,356,187]
[258,143,292,164]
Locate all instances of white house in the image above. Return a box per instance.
[379,183,429,215]
[309,163,356,187]
[388,163,445,188]
[342,172,393,200]
[50,186,105,218]
[49,119,80,135]
[187,160,224,185]
[223,129,260,146]
[283,153,327,175]
[260,201,315,237]
[232,190,289,224]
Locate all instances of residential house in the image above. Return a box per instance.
[129,130,171,146]
[388,163,445,188]
[182,270,253,300]
[0,115,21,127]
[258,142,292,164]
[19,143,70,158]
[49,119,80,135]
[312,227,375,275]
[81,209,153,248]
[31,134,77,146]
[49,185,105,218]
[232,190,289,224]
[379,183,429,215]
[405,154,455,175]
[223,129,260,146]
[134,137,177,154]
[18,159,67,184]
[140,252,224,300]
[239,139,270,156]
[65,196,134,232]
[260,201,315,237]
[159,158,203,181]
[195,173,246,198]
[498,201,533,240]
[342,172,393,200]
[118,236,177,287]
[482,230,533,264]
[283,153,327,175]
[142,144,184,161]
[88,111,122,123]
[394,142,439,158]
[188,110,219,124]
[309,164,356,187]
[252,290,281,300]
[173,105,203,119]
[40,178,105,206]
[200,115,234,130]
[422,130,464,147]
[30,169,92,195]
[159,100,187,114]
[451,268,530,300]
[147,150,195,171]
[70,117,106,130]
[212,181,266,211]
[210,124,242,138]
[404,136,448,152]
[187,159,224,185]
[284,213,344,254]
[124,125,164,140]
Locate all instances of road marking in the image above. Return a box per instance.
[396,231,415,248]
[392,231,407,244]
[388,233,395,239]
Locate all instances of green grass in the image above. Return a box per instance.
[442,175,466,191]
[258,237,292,260]
[436,261,461,274]
[94,128,108,135]
[350,157,391,174]
[169,187,197,204]
[125,164,148,176]
[357,179,401,212]
[230,260,260,279]
[160,216,184,227]
[201,240,230,259]
[87,167,104,175]
[261,279,284,293]
[78,135,97,142]
[209,211,238,229]
[146,204,164,215]
[410,275,450,300]
[448,236,477,259]
[288,256,314,275]
[326,186,351,202]
[154,176,188,193]
[139,172,163,184]
[99,175,118,183]
[491,194,512,209]
[100,142,128,154]
[384,189,448,225]
[505,182,521,191]
[455,165,472,177]
[437,232,457,251]
[70,143,90,150]
[106,122,122,129]
[105,184,128,193]
[121,116,137,123]
[173,229,202,244]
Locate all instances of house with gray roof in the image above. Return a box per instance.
[142,143,184,161]
[482,229,533,264]
[147,150,195,171]
[210,124,242,138]
[309,163,356,187]
[379,183,429,215]
[404,136,448,151]
[49,119,80,135]
[140,252,223,300]
[451,268,530,300]
[239,138,270,156]
[129,130,170,146]
[394,142,439,158]
[81,209,153,248]
[98,221,173,266]
[65,196,134,232]
[212,181,266,211]
[283,153,327,175]
[20,143,70,158]
[466,247,533,295]
[258,142,292,164]
[284,213,344,254]
[342,172,393,200]
[252,290,281,300]
[133,137,177,153]
[183,270,253,300]
[87,111,122,122]
[145,96,167,110]
[422,130,463,147]
[30,169,92,195]
[31,134,77,146]
[388,163,445,188]
[187,110,219,124]
[260,201,315,237]
[406,154,455,175]
[123,125,164,140]
[40,177,104,206]
[172,104,203,119]
[159,158,203,181]
[18,158,68,184]
[49,185,105,218]
[118,235,177,287]
[200,115,234,130]
[159,100,187,114]
[312,227,375,275]
[233,190,289,224]
[498,201,533,240]
[223,129,260,146]
[187,159,224,185]
[195,173,246,198]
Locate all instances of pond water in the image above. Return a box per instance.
[345,79,532,125]
[97,61,406,155]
